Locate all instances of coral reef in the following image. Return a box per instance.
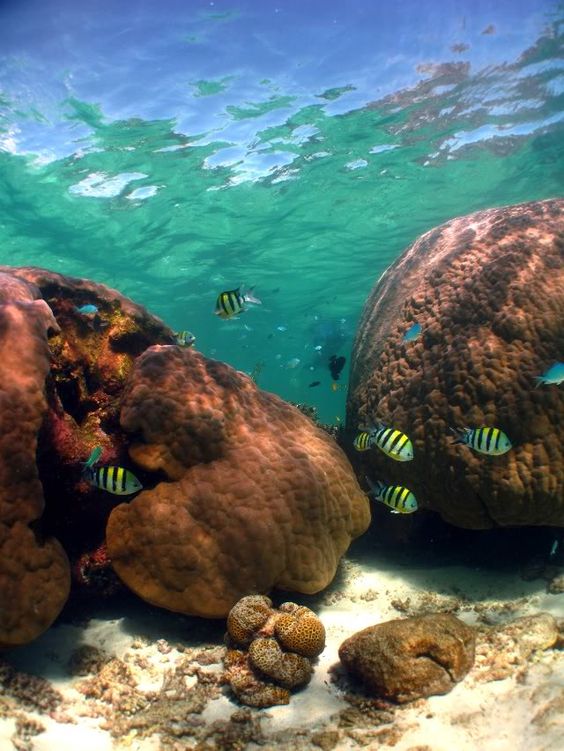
[107,345,370,617]
[0,266,174,646]
[0,265,367,645]
[223,595,326,707]
[338,613,476,703]
[348,198,564,528]
[0,271,70,647]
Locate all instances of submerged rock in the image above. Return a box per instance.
[348,198,564,528]
[338,613,476,703]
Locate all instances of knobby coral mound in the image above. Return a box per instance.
[0,265,367,645]
[223,595,326,707]
[275,602,327,658]
[0,266,175,647]
[348,198,564,528]
[338,613,476,703]
[107,345,370,617]
[0,271,70,647]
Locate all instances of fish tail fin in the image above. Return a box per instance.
[449,426,467,444]
[81,465,94,481]
[365,475,384,497]
[534,376,544,388]
[242,286,262,305]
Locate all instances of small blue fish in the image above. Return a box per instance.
[535,362,564,387]
[83,446,103,469]
[75,304,99,315]
[403,322,422,343]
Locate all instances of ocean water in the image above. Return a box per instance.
[0,0,563,424]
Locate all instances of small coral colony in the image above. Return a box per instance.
[77,287,564,516]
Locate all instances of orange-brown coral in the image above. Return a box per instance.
[275,602,327,658]
[107,346,370,616]
[248,638,312,688]
[338,613,476,703]
[226,595,273,646]
[223,595,326,707]
[348,199,564,528]
[0,272,70,647]
[0,266,175,646]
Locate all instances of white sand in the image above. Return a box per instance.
[1,551,563,751]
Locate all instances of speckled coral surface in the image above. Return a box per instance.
[348,198,564,528]
[0,272,70,647]
[107,346,370,617]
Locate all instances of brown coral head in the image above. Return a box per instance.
[226,595,273,646]
[223,648,291,708]
[274,603,326,658]
[248,637,313,689]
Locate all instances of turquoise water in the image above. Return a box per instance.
[1,0,563,423]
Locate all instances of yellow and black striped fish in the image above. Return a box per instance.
[214,285,262,320]
[84,465,143,495]
[174,330,196,347]
[366,477,418,514]
[369,423,414,461]
[450,426,512,456]
[353,430,373,451]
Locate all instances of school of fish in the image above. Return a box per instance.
[354,322,561,515]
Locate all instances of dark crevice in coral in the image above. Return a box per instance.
[109,330,153,356]
[52,374,90,424]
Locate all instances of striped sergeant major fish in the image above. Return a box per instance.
[84,465,143,496]
[353,430,373,452]
[450,426,512,456]
[214,285,262,320]
[174,330,196,347]
[364,423,414,461]
[366,476,418,514]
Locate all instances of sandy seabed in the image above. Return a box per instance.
[1,545,563,751]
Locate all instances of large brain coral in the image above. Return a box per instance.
[0,273,70,647]
[348,198,563,528]
[107,345,370,617]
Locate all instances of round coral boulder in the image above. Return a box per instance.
[107,346,370,617]
[338,613,476,703]
[348,199,564,528]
